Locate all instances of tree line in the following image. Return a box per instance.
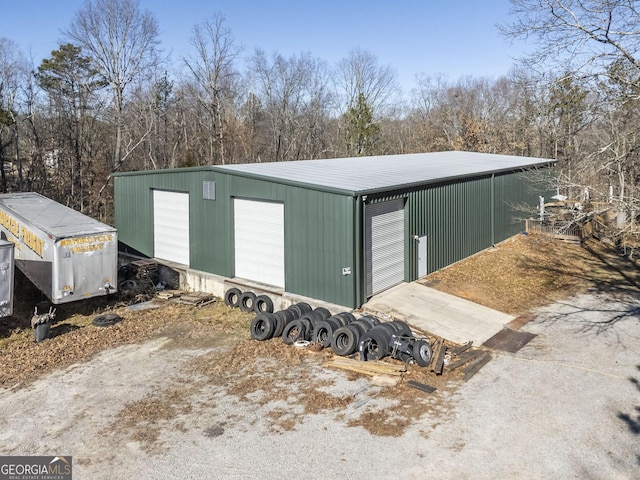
[0,0,638,235]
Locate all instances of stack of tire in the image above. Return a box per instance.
[358,321,433,366]
[248,302,432,367]
[250,302,319,342]
[224,287,274,314]
[281,305,333,344]
[315,314,382,356]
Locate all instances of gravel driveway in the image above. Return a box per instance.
[0,290,638,479]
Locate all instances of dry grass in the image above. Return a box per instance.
[3,235,639,444]
[421,234,640,315]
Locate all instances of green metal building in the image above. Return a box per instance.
[114,151,555,308]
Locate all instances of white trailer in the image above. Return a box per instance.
[0,192,117,304]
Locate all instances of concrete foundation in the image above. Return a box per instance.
[119,254,351,315]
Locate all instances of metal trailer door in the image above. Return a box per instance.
[234,198,285,288]
[0,240,13,316]
[365,199,405,297]
[153,190,190,265]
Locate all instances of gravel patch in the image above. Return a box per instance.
[0,291,637,479]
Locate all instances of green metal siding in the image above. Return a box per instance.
[369,168,553,288]
[115,164,554,309]
[493,170,557,241]
[114,170,219,270]
[404,176,494,280]
[115,169,358,308]
[223,174,357,307]
[493,171,533,242]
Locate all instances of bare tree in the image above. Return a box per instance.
[334,47,398,114]
[501,0,640,250]
[183,13,241,165]
[334,48,398,155]
[64,0,161,173]
[501,0,640,87]
[248,50,331,162]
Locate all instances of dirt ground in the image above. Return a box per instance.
[0,232,638,458]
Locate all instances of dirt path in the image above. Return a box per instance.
[0,235,638,478]
[0,291,637,479]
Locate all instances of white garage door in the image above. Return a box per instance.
[153,190,190,265]
[365,199,405,297]
[234,198,285,288]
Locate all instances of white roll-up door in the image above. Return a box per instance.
[153,190,190,265]
[234,198,285,288]
[365,199,405,297]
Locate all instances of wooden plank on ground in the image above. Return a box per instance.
[445,350,484,371]
[325,357,406,377]
[157,290,181,300]
[462,351,492,380]
[406,380,437,394]
[176,292,215,306]
[450,341,473,356]
[429,338,442,371]
[432,340,447,375]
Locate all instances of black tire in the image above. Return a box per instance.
[336,312,356,324]
[313,319,340,348]
[328,314,348,327]
[282,319,307,345]
[271,313,284,338]
[34,322,50,342]
[391,320,413,337]
[273,310,294,337]
[331,325,359,356]
[372,323,396,339]
[358,314,380,328]
[313,307,331,320]
[348,320,370,336]
[250,313,276,341]
[92,313,123,327]
[254,295,274,314]
[300,310,324,329]
[299,317,314,340]
[354,316,377,330]
[359,330,390,361]
[413,339,433,367]
[224,288,242,308]
[288,302,312,319]
[119,279,138,291]
[239,292,257,312]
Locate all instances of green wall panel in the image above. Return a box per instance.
[114,169,220,271]
[115,168,358,307]
[223,174,357,307]
[115,164,554,309]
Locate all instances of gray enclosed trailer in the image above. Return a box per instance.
[0,240,14,316]
[0,193,117,304]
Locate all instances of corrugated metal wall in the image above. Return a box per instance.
[115,168,358,307]
[492,170,553,241]
[114,169,220,270]
[115,165,552,309]
[225,174,357,307]
[366,168,551,287]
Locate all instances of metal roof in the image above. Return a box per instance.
[215,151,555,195]
[0,192,115,238]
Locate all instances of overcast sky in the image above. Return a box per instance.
[3,0,529,94]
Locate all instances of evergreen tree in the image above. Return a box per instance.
[344,92,379,156]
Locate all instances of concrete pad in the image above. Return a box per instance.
[363,282,514,345]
